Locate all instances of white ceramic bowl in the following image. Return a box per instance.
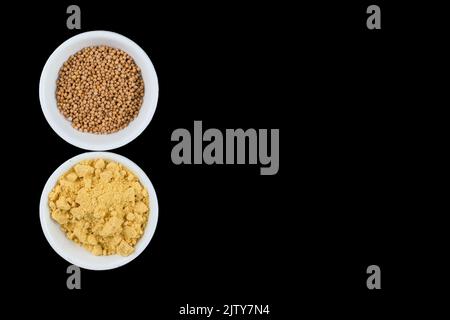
[39,152,159,270]
[39,31,159,150]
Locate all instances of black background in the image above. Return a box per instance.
[3,0,445,317]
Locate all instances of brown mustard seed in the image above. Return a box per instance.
[56,45,145,134]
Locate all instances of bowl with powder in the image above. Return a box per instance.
[39,152,159,270]
[39,31,159,150]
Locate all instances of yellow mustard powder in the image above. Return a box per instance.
[48,159,149,256]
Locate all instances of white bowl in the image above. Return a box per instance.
[39,31,159,150]
[39,152,159,270]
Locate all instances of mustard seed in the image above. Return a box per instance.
[56,46,144,134]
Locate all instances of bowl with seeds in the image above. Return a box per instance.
[39,152,159,270]
[39,31,159,150]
